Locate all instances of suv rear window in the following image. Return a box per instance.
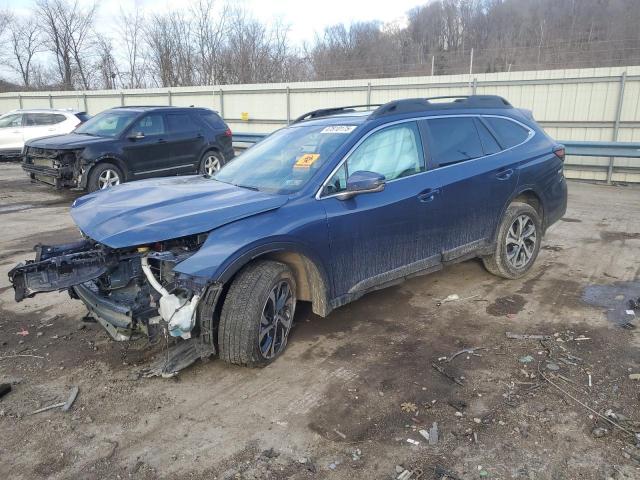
[426,117,484,166]
[484,117,529,148]
[24,113,66,126]
[198,111,226,129]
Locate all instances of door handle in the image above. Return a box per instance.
[417,188,440,203]
[495,168,514,180]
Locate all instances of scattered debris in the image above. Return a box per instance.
[0,383,11,399]
[446,346,485,363]
[406,438,420,446]
[592,427,609,438]
[418,429,430,441]
[519,355,534,364]
[434,464,462,480]
[333,429,347,440]
[546,362,560,371]
[62,386,79,412]
[629,373,640,381]
[30,402,66,415]
[431,363,464,386]
[401,402,418,413]
[0,354,45,360]
[429,422,439,445]
[506,332,551,340]
[588,374,592,387]
[16,328,29,337]
[351,448,361,461]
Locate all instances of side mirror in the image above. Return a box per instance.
[128,131,145,140]
[336,170,385,200]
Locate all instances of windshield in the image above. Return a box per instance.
[75,110,138,137]
[213,124,356,193]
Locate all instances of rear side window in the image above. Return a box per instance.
[475,119,501,155]
[426,117,483,166]
[24,113,66,126]
[484,117,529,148]
[198,111,226,129]
[167,113,199,133]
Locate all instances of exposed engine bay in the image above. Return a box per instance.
[8,233,221,376]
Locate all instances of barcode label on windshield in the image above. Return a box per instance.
[321,126,357,134]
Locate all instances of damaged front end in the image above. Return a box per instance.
[22,147,84,189]
[8,234,222,370]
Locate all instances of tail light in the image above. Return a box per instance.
[553,147,565,161]
[223,128,232,137]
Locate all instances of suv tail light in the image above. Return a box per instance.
[223,128,232,137]
[553,147,565,161]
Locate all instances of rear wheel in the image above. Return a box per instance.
[199,150,225,176]
[482,202,542,279]
[88,162,123,192]
[218,260,296,367]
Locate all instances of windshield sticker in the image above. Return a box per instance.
[320,126,357,134]
[294,153,321,168]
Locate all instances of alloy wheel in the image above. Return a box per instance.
[204,155,222,175]
[97,169,121,189]
[505,214,537,268]
[259,280,295,359]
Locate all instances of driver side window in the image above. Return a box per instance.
[324,122,424,195]
[131,114,165,136]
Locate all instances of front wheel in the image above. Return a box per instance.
[87,162,123,192]
[218,260,296,367]
[482,202,542,279]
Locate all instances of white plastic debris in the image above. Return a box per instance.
[159,294,200,339]
[406,438,420,446]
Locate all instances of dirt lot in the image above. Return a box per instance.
[0,163,639,480]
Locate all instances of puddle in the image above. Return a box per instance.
[582,281,640,326]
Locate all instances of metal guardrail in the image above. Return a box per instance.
[232,133,640,183]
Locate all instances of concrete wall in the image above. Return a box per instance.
[2,66,639,183]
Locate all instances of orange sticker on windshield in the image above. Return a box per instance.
[294,153,320,168]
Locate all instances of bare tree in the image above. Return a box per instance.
[36,0,97,89]
[94,34,119,89]
[118,6,146,88]
[6,16,44,88]
[192,0,228,85]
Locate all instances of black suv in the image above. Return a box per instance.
[22,106,234,191]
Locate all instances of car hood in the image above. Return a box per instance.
[26,133,111,149]
[70,176,288,248]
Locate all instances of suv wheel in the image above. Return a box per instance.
[199,151,224,176]
[218,260,296,367]
[482,202,542,279]
[88,162,123,192]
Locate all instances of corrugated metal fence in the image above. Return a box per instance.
[1,66,639,183]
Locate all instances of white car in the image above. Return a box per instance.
[0,109,89,158]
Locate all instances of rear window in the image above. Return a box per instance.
[24,113,66,126]
[167,113,199,133]
[198,111,226,129]
[484,117,529,148]
[426,117,484,166]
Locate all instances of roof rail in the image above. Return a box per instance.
[369,95,512,120]
[292,104,382,124]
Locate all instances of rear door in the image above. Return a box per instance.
[165,112,207,172]
[0,113,24,151]
[421,115,522,256]
[122,113,175,178]
[321,122,445,297]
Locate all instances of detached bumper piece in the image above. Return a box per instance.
[8,240,113,302]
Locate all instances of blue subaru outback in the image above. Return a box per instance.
[9,95,567,373]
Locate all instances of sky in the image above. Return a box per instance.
[5,0,426,45]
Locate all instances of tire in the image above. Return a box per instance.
[218,260,297,367]
[87,162,123,192]
[199,150,225,176]
[482,202,542,279]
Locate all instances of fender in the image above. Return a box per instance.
[80,153,129,188]
[493,183,546,243]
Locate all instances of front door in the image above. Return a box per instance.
[321,122,445,298]
[123,113,174,178]
[0,113,24,152]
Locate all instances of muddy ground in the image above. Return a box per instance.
[0,163,639,480]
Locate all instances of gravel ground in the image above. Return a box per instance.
[0,162,639,480]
